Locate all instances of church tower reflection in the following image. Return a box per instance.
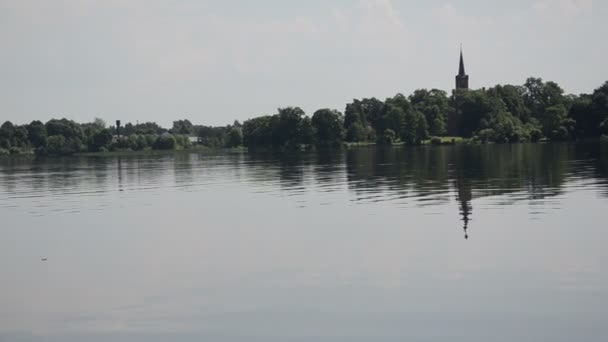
[455,171,473,240]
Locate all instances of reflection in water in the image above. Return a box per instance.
[117,157,123,191]
[1,143,608,342]
[456,176,473,240]
[1,143,608,220]
[1,144,607,216]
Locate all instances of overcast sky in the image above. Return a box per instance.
[1,0,606,127]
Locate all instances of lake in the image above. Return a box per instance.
[1,143,607,342]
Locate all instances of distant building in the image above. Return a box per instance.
[455,47,469,90]
[448,47,470,136]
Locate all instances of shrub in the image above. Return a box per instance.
[47,135,66,155]
[111,137,131,151]
[430,136,442,145]
[145,134,158,147]
[476,128,495,143]
[377,129,396,145]
[346,122,366,142]
[90,129,113,152]
[153,133,176,150]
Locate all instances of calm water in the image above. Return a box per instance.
[1,143,607,342]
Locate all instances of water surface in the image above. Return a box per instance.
[1,143,607,342]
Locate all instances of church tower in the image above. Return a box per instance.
[455,47,469,90]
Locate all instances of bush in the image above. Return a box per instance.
[135,134,148,150]
[345,122,366,142]
[181,135,192,149]
[9,147,21,155]
[153,133,176,150]
[430,136,442,145]
[47,135,66,155]
[111,137,131,151]
[173,134,192,149]
[145,134,158,147]
[90,129,113,152]
[476,128,495,143]
[0,148,9,156]
[128,135,141,150]
[377,129,396,145]
[226,128,243,147]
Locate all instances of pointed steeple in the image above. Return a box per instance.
[458,46,466,76]
[455,45,469,90]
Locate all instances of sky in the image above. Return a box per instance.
[1,0,607,127]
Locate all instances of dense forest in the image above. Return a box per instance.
[1,77,607,156]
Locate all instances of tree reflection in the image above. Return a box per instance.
[341,142,608,236]
[1,142,607,232]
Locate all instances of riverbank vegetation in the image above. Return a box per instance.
[1,78,607,156]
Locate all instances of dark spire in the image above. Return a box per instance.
[455,45,469,90]
[458,46,466,76]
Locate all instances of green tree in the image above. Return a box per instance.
[410,89,449,136]
[45,118,84,139]
[311,109,344,147]
[90,129,113,151]
[242,115,274,147]
[0,121,15,149]
[487,84,530,122]
[568,94,593,138]
[13,126,29,148]
[541,104,568,139]
[523,77,565,118]
[377,128,396,145]
[344,98,384,139]
[172,119,194,135]
[27,120,48,148]
[46,135,66,155]
[195,125,227,147]
[92,117,106,129]
[402,109,428,145]
[154,133,177,150]
[451,89,504,138]
[145,134,158,147]
[299,116,314,146]
[44,119,84,154]
[487,111,526,143]
[346,122,367,142]
[226,127,243,147]
[591,81,608,136]
[273,107,305,147]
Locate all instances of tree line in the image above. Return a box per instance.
[1,77,607,155]
[242,78,608,148]
[0,118,194,156]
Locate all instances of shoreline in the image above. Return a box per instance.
[1,138,605,159]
